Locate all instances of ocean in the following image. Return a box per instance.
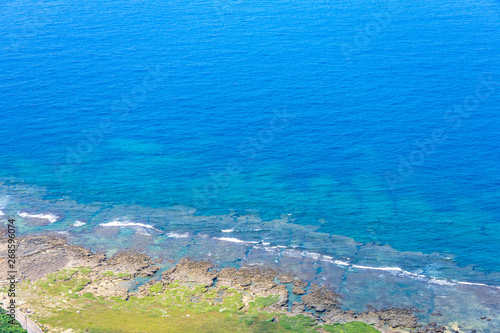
[1,0,500,329]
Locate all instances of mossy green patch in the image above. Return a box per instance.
[322,322,380,333]
[277,314,317,332]
[19,267,382,333]
[248,295,279,309]
[148,283,163,293]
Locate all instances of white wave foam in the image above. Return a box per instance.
[100,220,161,237]
[255,243,500,289]
[215,237,259,244]
[303,251,321,260]
[351,264,404,273]
[206,233,500,289]
[100,220,159,230]
[136,228,154,236]
[0,210,4,216]
[428,278,456,286]
[321,256,350,266]
[95,225,500,290]
[454,280,500,289]
[0,195,9,209]
[348,264,500,288]
[166,232,189,238]
[262,246,280,252]
[18,212,59,223]
[73,220,86,227]
[282,249,302,258]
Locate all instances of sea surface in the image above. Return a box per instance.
[1,0,500,329]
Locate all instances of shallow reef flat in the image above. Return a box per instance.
[0,233,471,333]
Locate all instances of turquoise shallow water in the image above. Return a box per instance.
[1,0,500,329]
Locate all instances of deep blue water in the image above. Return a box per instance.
[1,0,500,290]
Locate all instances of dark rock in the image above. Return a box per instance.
[162,258,216,287]
[216,266,278,290]
[292,279,308,288]
[302,284,341,312]
[291,302,305,314]
[375,307,418,329]
[292,286,306,295]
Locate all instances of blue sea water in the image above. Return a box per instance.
[1,0,500,327]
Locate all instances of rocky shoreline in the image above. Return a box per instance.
[0,233,460,333]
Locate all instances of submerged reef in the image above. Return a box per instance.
[0,234,469,333]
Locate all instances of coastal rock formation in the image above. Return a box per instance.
[0,233,160,285]
[292,286,306,295]
[0,234,451,333]
[216,266,278,289]
[101,251,159,278]
[79,276,129,299]
[374,307,419,329]
[292,279,309,288]
[162,258,216,287]
[322,306,420,330]
[0,235,103,282]
[216,266,288,310]
[277,273,294,284]
[419,321,447,333]
[301,283,341,312]
[291,301,306,314]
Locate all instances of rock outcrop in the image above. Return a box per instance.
[162,258,216,287]
[0,233,451,333]
[301,283,341,312]
[0,235,104,282]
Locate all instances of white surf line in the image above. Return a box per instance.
[262,244,500,290]
[145,230,500,290]
[99,220,160,230]
[214,237,260,244]
[18,211,59,223]
[73,220,86,227]
[331,260,500,289]
[166,231,190,238]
